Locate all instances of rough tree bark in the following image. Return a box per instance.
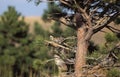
[75,26,89,77]
[74,12,90,77]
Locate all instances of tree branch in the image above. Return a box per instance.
[93,12,120,34]
[87,42,120,75]
[59,0,73,8]
[50,17,77,30]
[89,7,98,17]
[45,40,71,51]
[85,28,93,41]
[73,0,92,27]
[99,4,112,17]
[106,25,120,34]
[94,16,109,28]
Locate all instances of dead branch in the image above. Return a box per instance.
[95,16,109,28]
[62,36,77,42]
[86,55,103,61]
[93,12,120,34]
[45,40,71,51]
[59,0,72,8]
[106,25,120,33]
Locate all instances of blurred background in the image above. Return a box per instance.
[0,0,58,77]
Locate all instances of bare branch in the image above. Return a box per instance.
[94,16,110,28]
[106,25,120,33]
[84,0,93,12]
[93,12,120,34]
[45,40,71,51]
[63,36,76,41]
[44,59,54,64]
[86,42,120,75]
[109,42,120,53]
[89,7,98,17]
[59,0,73,8]
[73,0,84,13]
[73,0,92,27]
[38,0,58,2]
[84,0,90,5]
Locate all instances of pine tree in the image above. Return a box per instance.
[0,6,34,77]
[30,0,120,76]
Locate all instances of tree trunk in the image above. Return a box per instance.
[75,27,88,77]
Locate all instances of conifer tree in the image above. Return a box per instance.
[30,0,120,76]
[0,6,34,77]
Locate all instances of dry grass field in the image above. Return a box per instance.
[91,22,120,45]
[24,16,53,34]
[24,16,120,45]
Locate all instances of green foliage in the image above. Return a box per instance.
[118,53,120,62]
[105,33,119,43]
[51,21,63,37]
[89,51,102,59]
[0,5,66,77]
[34,22,43,34]
[99,45,108,54]
[33,35,51,60]
[0,6,35,77]
[62,27,76,37]
[107,68,120,77]
[42,9,50,22]
[33,23,51,59]
[42,2,65,21]
[33,59,43,70]
[34,22,49,38]
[0,55,15,65]
[0,33,7,46]
[33,22,58,76]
